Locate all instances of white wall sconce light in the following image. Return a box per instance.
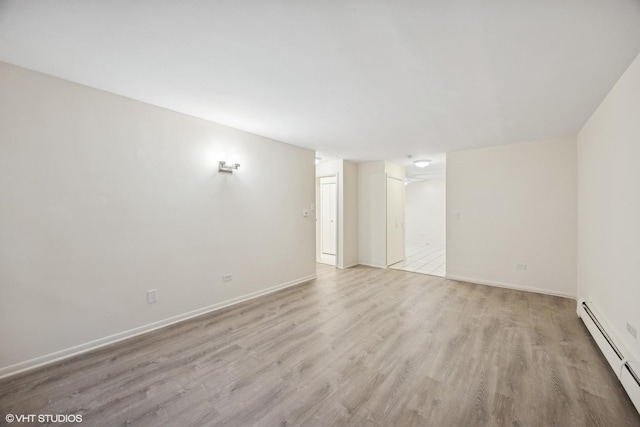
[218,160,240,173]
[413,159,431,168]
[315,157,322,165]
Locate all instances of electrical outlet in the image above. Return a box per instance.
[147,289,158,304]
[222,274,233,282]
[627,322,637,339]
[516,263,527,270]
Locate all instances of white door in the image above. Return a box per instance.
[387,176,405,266]
[320,176,337,264]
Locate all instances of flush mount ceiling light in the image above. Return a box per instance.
[315,157,322,165]
[413,159,431,168]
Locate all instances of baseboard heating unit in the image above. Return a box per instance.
[578,300,640,413]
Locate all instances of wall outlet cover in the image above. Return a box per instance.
[147,289,158,303]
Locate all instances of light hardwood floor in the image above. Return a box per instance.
[1,265,639,426]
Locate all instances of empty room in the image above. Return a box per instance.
[1,1,640,426]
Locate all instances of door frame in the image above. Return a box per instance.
[386,174,405,266]
[316,173,339,267]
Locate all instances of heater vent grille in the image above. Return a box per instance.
[625,363,640,387]
[582,301,623,361]
[580,301,640,414]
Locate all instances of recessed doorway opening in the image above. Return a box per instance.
[390,156,446,277]
[316,175,337,266]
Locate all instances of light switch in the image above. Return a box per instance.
[147,289,158,303]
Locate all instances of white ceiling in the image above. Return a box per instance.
[1,0,640,177]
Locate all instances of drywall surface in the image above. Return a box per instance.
[405,177,446,246]
[315,159,342,180]
[447,137,577,297]
[357,161,405,268]
[385,161,405,181]
[578,52,640,362]
[358,161,387,268]
[342,161,359,268]
[0,62,316,375]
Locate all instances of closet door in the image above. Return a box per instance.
[320,176,337,256]
[386,176,405,265]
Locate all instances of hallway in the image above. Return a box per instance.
[389,243,446,277]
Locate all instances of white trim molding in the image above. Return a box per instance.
[577,300,640,413]
[337,262,359,269]
[357,262,387,269]
[0,274,316,379]
[445,274,576,299]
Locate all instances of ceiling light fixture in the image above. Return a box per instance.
[413,159,431,168]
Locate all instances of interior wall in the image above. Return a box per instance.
[446,137,577,297]
[405,177,446,246]
[385,161,405,181]
[342,161,359,268]
[386,175,405,265]
[0,62,316,375]
[358,161,387,268]
[577,52,640,363]
[357,161,405,268]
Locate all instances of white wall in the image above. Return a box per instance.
[405,177,446,246]
[578,52,640,363]
[385,162,405,181]
[0,62,316,376]
[342,161,359,268]
[358,161,405,268]
[446,137,577,297]
[358,161,388,268]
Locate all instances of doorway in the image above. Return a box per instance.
[386,176,405,266]
[390,174,446,277]
[317,175,337,266]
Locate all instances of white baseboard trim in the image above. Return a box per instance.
[577,300,640,414]
[358,262,387,269]
[444,274,576,299]
[337,262,359,269]
[0,274,316,379]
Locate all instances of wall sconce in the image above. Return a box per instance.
[218,160,240,173]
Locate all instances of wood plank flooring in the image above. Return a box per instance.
[1,265,639,426]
